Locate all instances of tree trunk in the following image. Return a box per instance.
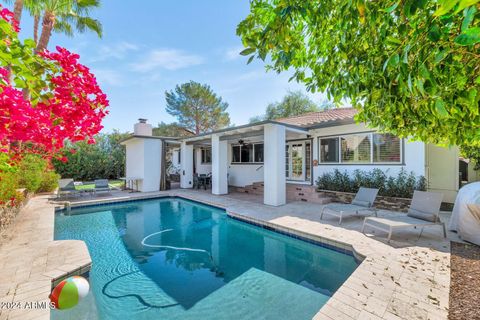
[36,11,55,53]
[33,15,40,44]
[13,0,23,24]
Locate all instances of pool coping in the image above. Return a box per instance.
[57,190,451,320]
[0,196,93,320]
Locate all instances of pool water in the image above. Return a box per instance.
[53,197,358,320]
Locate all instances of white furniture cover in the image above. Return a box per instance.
[449,182,480,245]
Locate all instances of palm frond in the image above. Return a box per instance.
[53,18,73,37]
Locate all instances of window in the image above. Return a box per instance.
[201,148,211,164]
[320,138,339,163]
[341,134,371,163]
[241,144,253,163]
[254,144,264,162]
[373,133,401,163]
[178,150,181,164]
[319,133,402,164]
[231,143,264,163]
[305,142,311,180]
[232,145,241,163]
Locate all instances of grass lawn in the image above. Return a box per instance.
[75,179,124,190]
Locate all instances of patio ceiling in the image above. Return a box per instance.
[184,121,309,146]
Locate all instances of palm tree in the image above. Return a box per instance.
[37,0,103,52]
[3,0,102,51]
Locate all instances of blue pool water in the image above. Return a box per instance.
[53,197,358,319]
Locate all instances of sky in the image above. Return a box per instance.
[16,0,327,133]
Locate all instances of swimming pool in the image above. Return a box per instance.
[53,197,358,319]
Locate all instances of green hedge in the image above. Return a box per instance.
[316,168,426,199]
[53,132,128,181]
[0,154,59,206]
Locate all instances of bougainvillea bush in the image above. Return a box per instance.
[0,5,108,206]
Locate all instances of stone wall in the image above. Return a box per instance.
[318,189,412,212]
[0,190,31,235]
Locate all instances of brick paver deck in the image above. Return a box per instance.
[0,196,91,320]
[2,189,455,319]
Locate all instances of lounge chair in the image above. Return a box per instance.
[57,178,80,199]
[362,190,445,242]
[321,187,379,224]
[94,179,111,195]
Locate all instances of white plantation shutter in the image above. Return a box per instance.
[373,133,401,163]
[341,134,371,163]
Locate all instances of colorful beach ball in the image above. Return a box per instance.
[50,276,90,310]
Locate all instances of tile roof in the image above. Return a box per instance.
[275,107,357,127]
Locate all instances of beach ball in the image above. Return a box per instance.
[50,276,90,310]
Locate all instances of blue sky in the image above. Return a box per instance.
[16,0,327,133]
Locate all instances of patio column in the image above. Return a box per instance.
[264,123,286,206]
[211,134,228,195]
[180,141,194,188]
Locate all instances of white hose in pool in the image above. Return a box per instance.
[141,229,210,254]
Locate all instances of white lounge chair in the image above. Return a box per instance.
[320,187,379,224]
[94,179,111,195]
[362,190,445,242]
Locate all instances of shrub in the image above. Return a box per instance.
[0,170,19,206]
[16,154,48,193]
[316,168,426,199]
[38,171,60,193]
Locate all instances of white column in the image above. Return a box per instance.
[211,134,228,195]
[264,124,286,206]
[180,141,194,188]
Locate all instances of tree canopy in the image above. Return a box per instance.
[237,0,480,147]
[165,81,230,135]
[152,122,194,137]
[250,90,319,122]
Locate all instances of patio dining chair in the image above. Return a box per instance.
[320,187,379,224]
[94,179,111,195]
[362,190,445,242]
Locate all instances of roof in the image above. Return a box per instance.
[120,135,180,145]
[275,108,357,128]
[182,120,308,141]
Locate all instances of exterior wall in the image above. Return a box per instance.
[425,144,459,203]
[468,161,480,183]
[142,139,162,192]
[310,124,426,182]
[125,139,144,181]
[226,143,264,187]
[195,148,212,175]
[124,138,161,192]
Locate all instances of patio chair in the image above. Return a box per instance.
[320,187,379,224]
[362,190,445,242]
[57,178,80,199]
[94,179,111,195]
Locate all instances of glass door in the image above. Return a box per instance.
[290,144,304,180]
[286,141,312,181]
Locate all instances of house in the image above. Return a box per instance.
[121,108,463,205]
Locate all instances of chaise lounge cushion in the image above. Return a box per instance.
[407,208,436,222]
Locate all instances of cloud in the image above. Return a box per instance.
[92,41,139,62]
[93,69,124,86]
[224,46,246,61]
[131,49,204,72]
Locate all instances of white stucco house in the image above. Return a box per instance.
[121,109,462,205]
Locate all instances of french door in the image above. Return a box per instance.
[285,141,311,181]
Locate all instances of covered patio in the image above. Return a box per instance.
[180,121,309,206]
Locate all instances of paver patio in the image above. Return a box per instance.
[1,189,460,319]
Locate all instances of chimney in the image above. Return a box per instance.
[134,118,152,136]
